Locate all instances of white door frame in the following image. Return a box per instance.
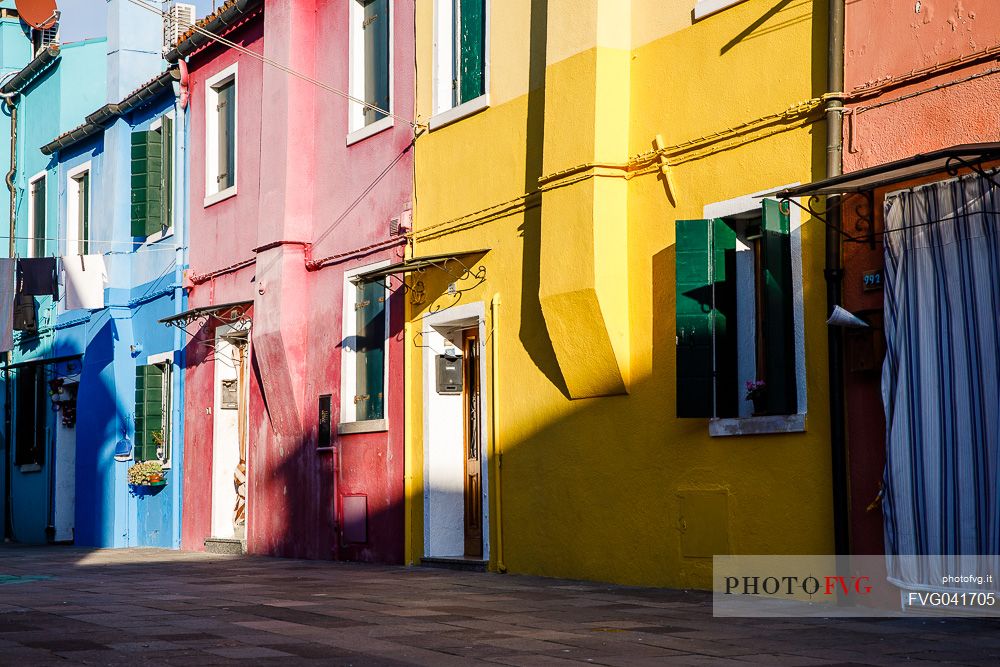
[421,302,490,560]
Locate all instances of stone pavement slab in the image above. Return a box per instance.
[0,545,998,665]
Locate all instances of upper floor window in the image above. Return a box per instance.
[131,114,175,239]
[205,64,237,205]
[349,0,392,141]
[28,173,46,258]
[67,164,90,255]
[675,197,804,431]
[433,0,487,122]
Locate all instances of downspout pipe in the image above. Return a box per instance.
[825,0,850,558]
[490,294,506,573]
[2,95,14,542]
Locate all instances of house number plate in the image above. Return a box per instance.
[862,270,883,292]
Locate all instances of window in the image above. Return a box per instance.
[14,364,47,468]
[135,362,172,464]
[349,0,392,139]
[341,268,389,430]
[675,198,799,421]
[693,0,747,20]
[432,0,488,126]
[67,164,90,255]
[131,115,174,239]
[204,64,237,204]
[28,173,46,258]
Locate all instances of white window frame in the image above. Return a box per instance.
[144,113,176,244]
[204,63,238,207]
[429,0,490,130]
[347,0,395,145]
[145,351,174,468]
[339,261,390,434]
[694,0,747,20]
[66,161,91,258]
[27,171,47,258]
[703,184,807,437]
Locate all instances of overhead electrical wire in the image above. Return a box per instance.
[127,0,423,130]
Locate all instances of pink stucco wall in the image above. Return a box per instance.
[845,0,1000,172]
[843,0,1000,555]
[182,0,412,563]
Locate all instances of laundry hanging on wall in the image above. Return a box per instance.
[62,254,108,311]
[0,258,14,352]
[17,257,59,299]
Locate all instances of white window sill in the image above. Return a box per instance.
[142,227,175,246]
[429,94,490,131]
[694,0,746,20]
[709,414,806,437]
[18,464,42,473]
[337,419,387,435]
[346,116,394,146]
[204,185,237,208]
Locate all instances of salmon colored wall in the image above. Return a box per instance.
[843,0,1000,554]
[845,0,1000,172]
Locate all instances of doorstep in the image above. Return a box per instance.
[204,538,246,556]
[420,556,488,572]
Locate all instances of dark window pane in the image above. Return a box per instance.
[362,0,390,125]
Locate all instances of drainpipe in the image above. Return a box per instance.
[490,293,505,573]
[2,95,15,542]
[825,0,850,557]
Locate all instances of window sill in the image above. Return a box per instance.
[346,116,394,146]
[429,95,490,131]
[693,0,746,20]
[709,414,805,437]
[337,419,387,435]
[142,227,175,246]
[204,185,237,208]
[18,464,42,473]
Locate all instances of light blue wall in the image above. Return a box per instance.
[6,0,188,548]
[0,11,31,543]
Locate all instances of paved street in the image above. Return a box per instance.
[0,546,998,666]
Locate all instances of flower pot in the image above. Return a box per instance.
[751,397,768,416]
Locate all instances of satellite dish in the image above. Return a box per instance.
[15,0,59,30]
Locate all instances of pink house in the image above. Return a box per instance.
[169,0,412,562]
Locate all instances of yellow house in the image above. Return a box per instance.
[403,0,835,589]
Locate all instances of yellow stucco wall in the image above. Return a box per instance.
[408,0,834,589]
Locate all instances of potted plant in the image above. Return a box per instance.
[128,460,166,487]
[745,380,767,416]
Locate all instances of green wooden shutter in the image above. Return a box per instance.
[675,218,737,418]
[363,0,390,125]
[457,0,485,104]
[217,82,235,190]
[161,116,173,231]
[31,178,45,257]
[78,170,90,255]
[760,199,797,415]
[131,131,162,238]
[135,365,165,462]
[355,281,386,421]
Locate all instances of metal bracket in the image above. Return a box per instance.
[945,155,1000,191]
[782,192,875,246]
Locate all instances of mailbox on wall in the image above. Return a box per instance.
[436,353,463,394]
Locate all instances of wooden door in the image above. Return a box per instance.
[463,329,483,558]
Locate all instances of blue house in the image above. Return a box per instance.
[1,0,188,548]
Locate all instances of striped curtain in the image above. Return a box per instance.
[882,172,1000,587]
